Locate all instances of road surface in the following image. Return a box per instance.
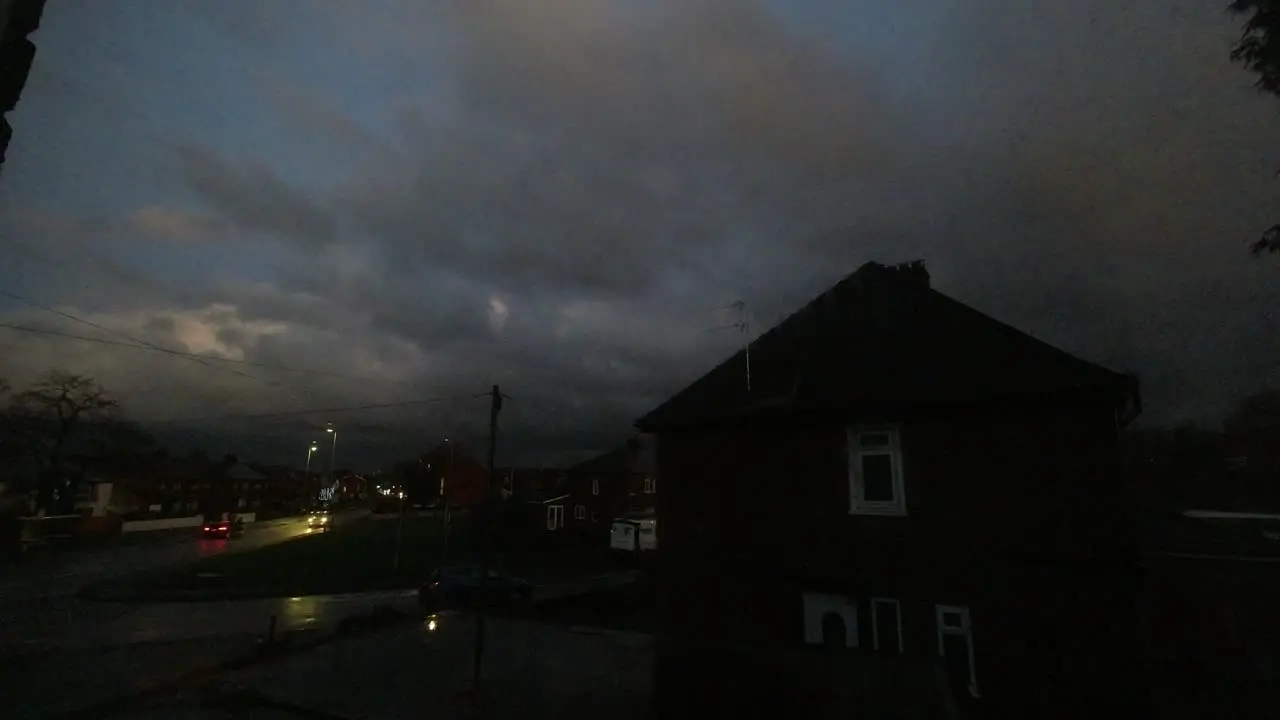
[0,588,419,652]
[1,589,420,719]
[0,516,311,606]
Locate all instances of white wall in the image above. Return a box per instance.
[121,516,202,533]
[120,511,260,533]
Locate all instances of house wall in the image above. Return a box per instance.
[565,470,656,543]
[442,461,489,507]
[653,404,1142,717]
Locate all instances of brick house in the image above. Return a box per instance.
[636,261,1144,718]
[420,443,490,508]
[496,467,570,542]
[563,437,658,543]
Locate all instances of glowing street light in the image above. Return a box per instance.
[326,422,338,484]
[305,442,318,473]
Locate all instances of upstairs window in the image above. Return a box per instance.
[643,477,655,494]
[592,478,600,496]
[848,426,906,516]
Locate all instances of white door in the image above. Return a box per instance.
[547,504,564,530]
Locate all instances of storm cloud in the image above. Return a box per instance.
[1,0,1278,466]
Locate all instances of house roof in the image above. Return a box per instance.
[499,467,567,502]
[422,443,487,473]
[225,463,267,481]
[570,446,632,474]
[637,260,1138,431]
[570,437,659,476]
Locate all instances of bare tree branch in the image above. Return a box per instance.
[5,370,121,513]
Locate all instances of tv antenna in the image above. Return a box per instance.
[708,300,752,392]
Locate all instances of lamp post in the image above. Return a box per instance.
[441,430,465,562]
[326,422,338,489]
[305,442,318,510]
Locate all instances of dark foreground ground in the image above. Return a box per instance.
[4,583,656,720]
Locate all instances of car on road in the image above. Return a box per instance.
[307,508,333,530]
[201,516,244,539]
[418,564,533,613]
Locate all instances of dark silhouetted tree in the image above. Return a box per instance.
[6,370,119,513]
[1230,1,1280,253]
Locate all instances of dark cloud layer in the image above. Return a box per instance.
[4,0,1280,467]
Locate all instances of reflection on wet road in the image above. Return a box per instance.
[0,589,418,651]
[0,517,312,606]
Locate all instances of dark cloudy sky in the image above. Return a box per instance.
[0,1,1277,468]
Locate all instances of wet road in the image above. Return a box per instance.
[0,588,419,652]
[0,510,393,653]
[2,589,422,720]
[0,517,312,606]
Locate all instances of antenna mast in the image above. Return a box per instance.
[729,300,751,393]
[709,300,753,392]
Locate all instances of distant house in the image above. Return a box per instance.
[257,464,310,513]
[564,437,657,544]
[1140,505,1280,718]
[497,467,570,540]
[222,461,268,512]
[636,260,1144,718]
[420,443,489,508]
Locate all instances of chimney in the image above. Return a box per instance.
[887,259,930,289]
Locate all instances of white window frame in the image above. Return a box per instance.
[590,510,599,523]
[592,478,600,496]
[547,504,565,530]
[643,477,654,494]
[802,593,858,649]
[935,604,980,698]
[847,425,906,516]
[574,504,586,520]
[871,597,904,653]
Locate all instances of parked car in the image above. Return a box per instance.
[307,508,333,530]
[418,564,533,612]
[201,516,244,539]
[610,516,657,553]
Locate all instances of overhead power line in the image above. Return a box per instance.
[135,392,491,425]
[0,287,285,388]
[0,322,414,385]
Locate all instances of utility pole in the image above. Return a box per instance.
[471,384,502,712]
[392,485,406,573]
[442,439,455,565]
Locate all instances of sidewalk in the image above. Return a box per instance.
[4,634,255,720]
[218,613,654,719]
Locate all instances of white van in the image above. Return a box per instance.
[610,516,657,553]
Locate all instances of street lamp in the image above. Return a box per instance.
[305,442,318,473]
[326,423,338,486]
